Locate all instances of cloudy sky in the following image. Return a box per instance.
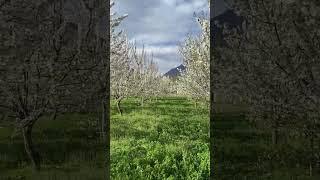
[113,0,227,74]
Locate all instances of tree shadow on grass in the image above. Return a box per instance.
[0,114,105,179]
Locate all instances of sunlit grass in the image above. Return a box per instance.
[111,97,210,179]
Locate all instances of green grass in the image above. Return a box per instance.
[0,97,209,179]
[2,97,316,179]
[0,113,106,180]
[111,97,210,179]
[213,112,320,180]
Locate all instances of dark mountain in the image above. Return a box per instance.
[212,9,242,27]
[163,64,186,78]
[163,10,241,78]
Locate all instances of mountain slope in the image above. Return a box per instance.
[163,64,185,78]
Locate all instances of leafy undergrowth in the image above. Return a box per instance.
[111,97,210,179]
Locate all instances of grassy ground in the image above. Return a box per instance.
[0,97,210,179]
[213,111,320,179]
[0,113,106,180]
[2,97,316,179]
[111,97,210,179]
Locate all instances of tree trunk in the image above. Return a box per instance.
[22,124,40,171]
[209,96,215,180]
[105,98,110,180]
[1,113,8,121]
[101,100,107,140]
[51,108,57,121]
[309,121,315,177]
[140,97,144,107]
[272,128,279,145]
[309,135,314,177]
[116,99,123,115]
[272,119,280,145]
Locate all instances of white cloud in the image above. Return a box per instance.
[133,45,182,73]
[153,56,182,74]
[128,33,186,45]
[114,0,209,73]
[162,0,176,6]
[136,45,179,55]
